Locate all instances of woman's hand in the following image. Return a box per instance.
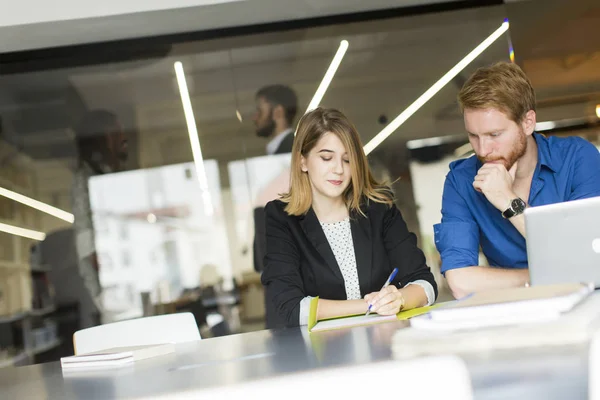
[364,286,405,315]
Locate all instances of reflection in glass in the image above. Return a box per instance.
[88,160,231,322]
[0,4,518,350]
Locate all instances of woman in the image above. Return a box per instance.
[261,107,437,328]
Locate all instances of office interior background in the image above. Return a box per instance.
[0,0,599,366]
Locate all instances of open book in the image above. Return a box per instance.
[61,343,175,369]
[307,297,436,333]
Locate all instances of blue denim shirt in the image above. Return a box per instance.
[434,133,600,274]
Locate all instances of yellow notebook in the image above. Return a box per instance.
[307,297,437,333]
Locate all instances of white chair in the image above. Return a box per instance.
[73,312,201,355]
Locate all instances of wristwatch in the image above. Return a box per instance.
[502,198,526,219]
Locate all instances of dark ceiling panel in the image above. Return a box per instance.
[506,0,600,117]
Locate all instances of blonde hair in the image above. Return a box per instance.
[458,61,536,123]
[281,107,393,216]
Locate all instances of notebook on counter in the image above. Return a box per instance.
[410,282,594,331]
[61,343,175,369]
[307,297,437,333]
[393,291,600,359]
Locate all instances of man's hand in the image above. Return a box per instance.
[473,162,518,211]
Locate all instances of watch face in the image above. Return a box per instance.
[511,198,526,213]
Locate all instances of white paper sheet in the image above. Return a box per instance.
[310,313,397,332]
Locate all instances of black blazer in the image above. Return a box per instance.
[273,131,294,154]
[253,130,294,274]
[261,199,438,328]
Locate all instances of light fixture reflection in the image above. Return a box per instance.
[174,61,214,216]
[0,186,74,223]
[305,40,349,114]
[0,221,45,241]
[364,21,510,155]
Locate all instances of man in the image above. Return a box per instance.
[251,84,298,275]
[251,84,297,328]
[434,61,600,299]
[71,109,128,325]
[253,84,298,155]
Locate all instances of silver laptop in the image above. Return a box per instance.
[525,196,600,288]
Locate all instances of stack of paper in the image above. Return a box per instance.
[61,343,175,369]
[410,282,593,331]
[392,291,600,359]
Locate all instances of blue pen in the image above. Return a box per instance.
[365,267,398,316]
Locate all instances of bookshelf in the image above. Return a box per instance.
[0,139,61,367]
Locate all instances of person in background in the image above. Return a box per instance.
[434,61,600,299]
[71,109,128,324]
[261,107,437,328]
[251,84,299,276]
[253,84,298,155]
[251,84,298,327]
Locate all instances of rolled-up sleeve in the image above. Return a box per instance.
[434,171,480,274]
[434,221,479,274]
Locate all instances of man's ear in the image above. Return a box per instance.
[522,110,536,136]
[272,104,285,123]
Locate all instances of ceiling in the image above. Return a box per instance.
[0,0,460,53]
[0,4,509,170]
[506,0,600,117]
[0,0,244,27]
[1,0,599,181]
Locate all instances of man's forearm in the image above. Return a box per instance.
[446,266,530,299]
[508,213,526,238]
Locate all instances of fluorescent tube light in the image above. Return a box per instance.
[174,61,214,216]
[0,186,74,223]
[364,21,510,155]
[535,121,557,131]
[305,40,349,114]
[0,221,45,241]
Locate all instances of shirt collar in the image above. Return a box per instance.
[266,128,293,155]
[80,160,110,175]
[533,132,557,173]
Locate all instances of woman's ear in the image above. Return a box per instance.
[300,155,308,172]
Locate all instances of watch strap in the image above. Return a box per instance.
[502,206,516,219]
[502,198,526,219]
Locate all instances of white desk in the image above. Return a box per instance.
[0,320,589,399]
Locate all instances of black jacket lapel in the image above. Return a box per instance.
[350,206,372,296]
[299,208,344,282]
